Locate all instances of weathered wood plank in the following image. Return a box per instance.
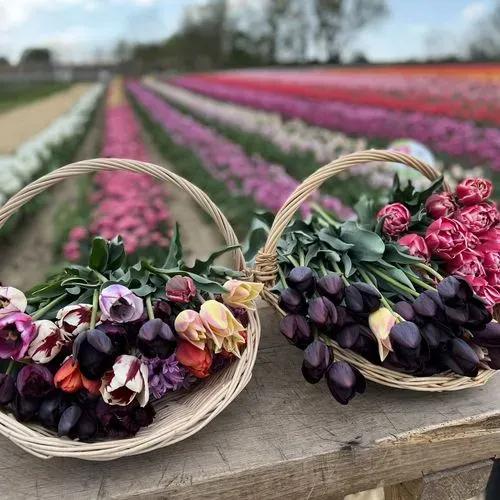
[1,301,500,499]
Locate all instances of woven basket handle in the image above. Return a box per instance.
[254,149,445,285]
[0,158,245,271]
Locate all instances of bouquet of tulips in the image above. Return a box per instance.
[246,175,500,405]
[0,230,262,440]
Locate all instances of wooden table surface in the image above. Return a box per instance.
[1,301,500,500]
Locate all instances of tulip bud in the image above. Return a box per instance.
[278,288,306,314]
[308,297,338,329]
[337,324,361,349]
[438,276,474,305]
[279,314,312,349]
[38,391,70,430]
[58,405,97,440]
[486,346,500,369]
[368,307,395,361]
[165,276,197,304]
[326,361,366,405]
[286,267,316,297]
[301,340,330,384]
[441,338,479,377]
[390,321,421,359]
[393,301,416,322]
[464,298,492,331]
[345,283,381,314]
[412,291,438,318]
[137,319,176,358]
[16,364,54,398]
[473,322,500,348]
[0,374,15,405]
[444,305,469,325]
[73,329,116,380]
[421,322,445,350]
[316,274,345,304]
[11,392,41,422]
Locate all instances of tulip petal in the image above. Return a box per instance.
[368,308,395,361]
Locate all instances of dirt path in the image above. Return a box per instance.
[0,84,91,154]
[0,110,102,290]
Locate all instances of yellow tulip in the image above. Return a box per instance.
[368,307,396,361]
[222,280,263,311]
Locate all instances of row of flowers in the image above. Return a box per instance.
[63,78,173,262]
[146,79,486,193]
[127,81,354,220]
[0,83,105,207]
[170,76,500,173]
[199,72,500,125]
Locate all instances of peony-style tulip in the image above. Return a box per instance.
[425,217,469,260]
[278,288,307,314]
[137,319,176,358]
[368,308,395,361]
[345,283,381,314]
[56,304,93,341]
[100,355,149,406]
[0,374,15,405]
[456,202,499,235]
[27,320,64,364]
[376,202,411,237]
[176,340,213,378]
[456,178,493,206]
[16,364,53,398]
[96,399,155,437]
[447,250,486,279]
[0,312,35,360]
[316,274,345,304]
[398,234,430,261]
[165,276,196,304]
[222,279,263,310]
[0,287,27,319]
[99,284,144,323]
[286,267,315,297]
[174,310,208,350]
[279,314,312,349]
[302,340,330,384]
[54,356,101,394]
[425,192,457,219]
[326,361,366,405]
[200,300,246,357]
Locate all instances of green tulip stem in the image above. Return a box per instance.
[364,264,420,298]
[298,248,305,267]
[5,359,15,376]
[415,262,444,281]
[277,264,288,288]
[311,202,340,229]
[330,261,350,287]
[196,293,206,304]
[90,289,99,329]
[146,296,155,320]
[93,270,108,284]
[287,255,301,268]
[358,268,393,312]
[32,294,68,321]
[405,272,436,292]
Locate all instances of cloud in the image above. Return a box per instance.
[461,1,487,21]
[408,23,431,36]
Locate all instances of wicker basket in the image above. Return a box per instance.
[0,158,261,460]
[254,150,496,392]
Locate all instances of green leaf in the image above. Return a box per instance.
[108,236,125,271]
[417,176,444,206]
[384,242,423,265]
[163,223,182,268]
[184,272,228,294]
[317,229,353,251]
[130,283,156,297]
[340,221,385,262]
[66,286,81,295]
[243,227,268,264]
[88,237,109,272]
[304,243,321,266]
[354,195,378,229]
[342,253,353,277]
[27,281,64,299]
[184,245,240,275]
[209,265,245,279]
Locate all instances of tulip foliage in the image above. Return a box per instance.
[0,230,262,441]
[246,174,500,405]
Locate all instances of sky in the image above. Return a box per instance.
[0,0,495,63]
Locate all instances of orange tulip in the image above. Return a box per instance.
[54,356,83,393]
[176,341,212,378]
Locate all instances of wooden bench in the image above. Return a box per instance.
[0,301,498,499]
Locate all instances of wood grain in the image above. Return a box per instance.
[1,302,500,499]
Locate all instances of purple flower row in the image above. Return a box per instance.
[127,81,354,219]
[171,77,500,172]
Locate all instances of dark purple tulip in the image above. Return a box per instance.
[279,314,312,349]
[335,306,355,328]
[345,283,381,314]
[302,340,331,384]
[316,274,344,304]
[229,306,249,328]
[337,324,361,349]
[0,374,15,405]
[441,338,479,377]
[390,322,421,358]
[278,288,306,314]
[444,305,469,325]
[58,405,97,441]
[421,322,445,350]
[351,332,379,363]
[383,351,421,374]
[73,329,115,380]
[38,391,70,430]
[153,300,173,325]
[473,322,500,348]
[412,291,438,318]
[286,267,316,296]
[438,276,473,305]
[17,365,53,398]
[326,361,366,405]
[137,319,176,358]
[486,347,500,369]
[464,298,492,331]
[393,301,416,322]
[10,392,40,421]
[308,297,337,329]
[96,400,155,438]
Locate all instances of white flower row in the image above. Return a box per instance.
[0,83,106,205]
[144,78,485,193]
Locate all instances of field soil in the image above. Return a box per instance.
[0,83,91,154]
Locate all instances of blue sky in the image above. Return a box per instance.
[0,0,494,63]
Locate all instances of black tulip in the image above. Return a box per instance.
[96,400,155,438]
[444,304,469,325]
[383,351,422,374]
[337,324,361,349]
[326,361,366,405]
[421,322,445,350]
[441,338,479,377]
[73,329,116,380]
[58,405,97,441]
[137,319,177,358]
[286,266,316,296]
[390,322,421,359]
[393,301,416,322]
[16,365,54,398]
[464,298,492,331]
[473,322,500,348]
[10,392,41,422]
[38,391,70,430]
[279,314,312,349]
[278,288,306,314]
[412,291,438,318]
[345,283,381,314]
[308,297,338,329]
[438,276,474,305]
[316,274,345,304]
[302,340,331,384]
[0,374,15,405]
